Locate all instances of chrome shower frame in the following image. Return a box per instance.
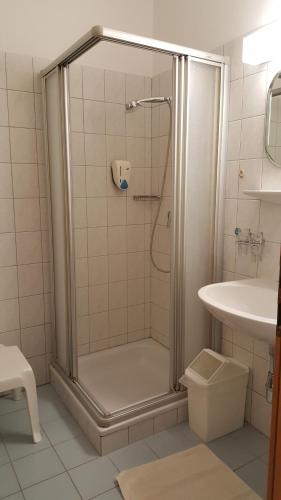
[42,26,228,427]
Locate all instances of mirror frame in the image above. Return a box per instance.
[265,70,281,168]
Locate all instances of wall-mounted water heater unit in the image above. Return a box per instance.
[111,160,131,190]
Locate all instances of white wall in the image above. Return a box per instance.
[154,0,281,51]
[0,0,155,75]
[1,0,281,76]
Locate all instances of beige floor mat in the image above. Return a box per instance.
[116,444,262,500]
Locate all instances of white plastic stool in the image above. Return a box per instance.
[0,345,42,443]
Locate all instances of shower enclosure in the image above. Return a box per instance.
[42,26,228,451]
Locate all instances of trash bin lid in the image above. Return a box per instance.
[181,349,249,386]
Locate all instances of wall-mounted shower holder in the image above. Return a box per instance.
[234,227,265,261]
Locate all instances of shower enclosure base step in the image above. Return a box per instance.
[78,339,170,414]
[50,348,187,455]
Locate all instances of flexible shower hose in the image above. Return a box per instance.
[149,101,172,274]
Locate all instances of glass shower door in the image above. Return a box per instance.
[67,42,175,417]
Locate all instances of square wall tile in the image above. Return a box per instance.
[0,89,8,126]
[0,233,16,266]
[19,294,44,328]
[87,198,107,227]
[71,132,85,165]
[108,226,127,254]
[14,198,40,231]
[12,164,39,198]
[88,227,108,256]
[242,71,267,118]
[251,392,271,437]
[105,70,125,104]
[83,66,104,101]
[10,128,37,163]
[259,201,281,243]
[237,199,260,233]
[0,298,19,332]
[0,51,6,89]
[8,91,35,128]
[0,126,11,162]
[223,199,237,236]
[238,159,262,197]
[85,133,106,166]
[240,116,264,159]
[90,311,109,341]
[0,266,18,300]
[89,284,108,314]
[126,74,145,103]
[84,100,105,134]
[69,64,82,98]
[257,241,280,281]
[108,281,127,310]
[18,263,43,297]
[21,325,45,357]
[89,256,108,285]
[0,163,12,197]
[229,79,243,121]
[6,53,33,91]
[108,198,126,226]
[108,308,127,337]
[86,167,107,197]
[105,103,125,136]
[0,198,14,232]
[227,120,241,161]
[70,98,83,133]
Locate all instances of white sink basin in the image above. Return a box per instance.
[198,279,278,344]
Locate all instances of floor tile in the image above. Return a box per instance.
[55,434,99,469]
[207,427,263,470]
[0,439,9,466]
[236,458,268,499]
[0,463,20,499]
[144,424,200,458]
[0,408,33,436]
[42,413,82,445]
[109,441,157,471]
[230,425,269,457]
[3,431,50,462]
[13,447,65,489]
[94,488,123,499]
[37,385,69,424]
[0,409,50,460]
[23,472,81,500]
[1,493,24,500]
[0,394,27,416]
[69,456,118,500]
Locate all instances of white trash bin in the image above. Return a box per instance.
[180,349,249,442]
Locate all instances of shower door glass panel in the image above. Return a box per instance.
[44,69,69,373]
[184,59,221,365]
[68,43,174,415]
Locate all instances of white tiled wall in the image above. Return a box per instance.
[220,35,281,436]
[69,62,174,355]
[0,50,51,384]
[69,64,153,354]
[0,48,174,383]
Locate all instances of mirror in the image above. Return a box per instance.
[266,71,281,166]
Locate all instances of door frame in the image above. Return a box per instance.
[268,250,281,499]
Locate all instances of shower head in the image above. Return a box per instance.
[126,96,171,111]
